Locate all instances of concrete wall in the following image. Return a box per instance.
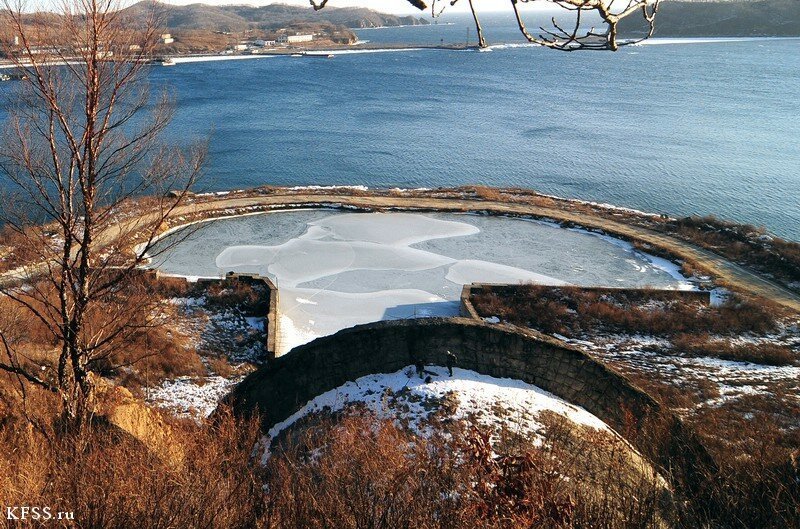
[213,274,279,360]
[224,317,713,489]
[153,271,280,360]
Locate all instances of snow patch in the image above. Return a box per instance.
[148,376,241,419]
[260,366,611,464]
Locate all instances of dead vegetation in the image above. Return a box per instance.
[249,411,673,529]
[0,400,268,529]
[2,394,793,528]
[471,283,799,527]
[0,273,267,403]
[0,374,673,529]
[472,285,782,342]
[671,333,795,366]
[664,215,800,289]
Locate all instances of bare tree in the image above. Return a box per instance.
[311,0,660,50]
[0,0,204,425]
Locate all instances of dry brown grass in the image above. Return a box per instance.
[264,411,672,529]
[0,370,796,529]
[472,285,780,341]
[672,334,796,366]
[0,381,672,529]
[0,402,268,529]
[0,225,52,273]
[0,273,211,394]
[615,365,800,528]
[671,215,800,289]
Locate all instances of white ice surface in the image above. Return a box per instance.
[153,211,695,354]
[276,287,457,352]
[309,212,480,246]
[446,259,568,286]
[216,238,454,288]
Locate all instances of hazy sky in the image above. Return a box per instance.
[165,0,506,15]
[24,0,561,16]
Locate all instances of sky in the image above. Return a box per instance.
[24,0,586,16]
[164,0,504,15]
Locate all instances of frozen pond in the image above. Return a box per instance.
[149,210,693,353]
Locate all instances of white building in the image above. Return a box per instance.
[277,34,313,44]
[160,33,174,44]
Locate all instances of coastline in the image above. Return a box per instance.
[3,185,799,312]
[144,206,696,291]
[6,35,797,71]
[115,186,799,312]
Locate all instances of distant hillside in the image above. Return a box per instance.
[618,0,800,37]
[121,2,429,32]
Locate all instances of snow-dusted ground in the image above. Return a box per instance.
[553,330,800,412]
[259,365,612,463]
[145,295,264,418]
[150,211,694,354]
[148,375,241,419]
[168,296,266,364]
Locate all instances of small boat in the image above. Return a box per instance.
[160,57,176,66]
[304,52,335,58]
[0,74,10,82]
[290,53,303,58]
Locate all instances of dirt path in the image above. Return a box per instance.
[9,192,800,313]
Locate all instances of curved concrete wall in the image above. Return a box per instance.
[224,317,713,489]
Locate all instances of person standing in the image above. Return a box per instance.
[445,350,457,377]
[415,359,425,379]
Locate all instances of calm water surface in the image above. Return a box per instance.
[1,14,798,240]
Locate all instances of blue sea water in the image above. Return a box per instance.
[1,13,799,240]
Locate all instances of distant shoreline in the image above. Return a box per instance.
[4,36,798,71]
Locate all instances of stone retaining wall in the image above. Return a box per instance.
[224,317,713,490]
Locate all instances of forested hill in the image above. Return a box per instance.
[619,0,800,37]
[121,2,430,32]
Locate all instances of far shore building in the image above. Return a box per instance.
[277,33,314,45]
[160,33,174,44]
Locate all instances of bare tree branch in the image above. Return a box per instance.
[312,0,659,50]
[0,0,203,424]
